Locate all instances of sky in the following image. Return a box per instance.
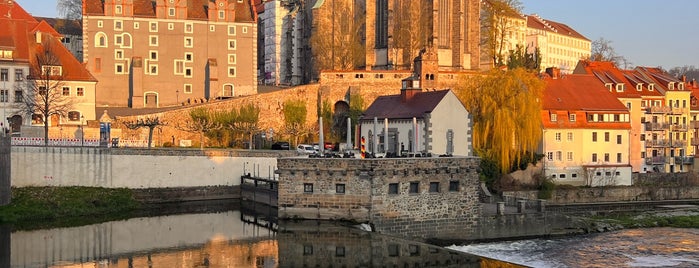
[14,0,699,69]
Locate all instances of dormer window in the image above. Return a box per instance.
[679,82,685,90]
[551,114,558,122]
[0,50,12,59]
[636,83,643,91]
[605,83,613,91]
[115,5,122,15]
[669,82,675,90]
[648,84,655,91]
[41,66,62,76]
[616,83,624,92]
[569,114,576,122]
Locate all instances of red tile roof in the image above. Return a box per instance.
[0,0,38,22]
[83,0,104,15]
[574,60,663,98]
[84,0,255,22]
[362,90,451,120]
[27,31,97,82]
[542,75,630,129]
[0,18,30,61]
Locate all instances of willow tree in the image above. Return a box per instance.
[455,68,545,174]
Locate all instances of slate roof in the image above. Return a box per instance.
[361,90,451,120]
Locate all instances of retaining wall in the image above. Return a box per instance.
[11,147,292,190]
[504,186,699,205]
[0,137,9,206]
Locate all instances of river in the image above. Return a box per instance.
[449,227,699,267]
[1,202,515,268]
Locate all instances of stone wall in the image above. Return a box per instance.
[276,157,482,241]
[113,70,474,147]
[0,137,9,206]
[504,186,699,205]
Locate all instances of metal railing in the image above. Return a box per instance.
[10,137,149,148]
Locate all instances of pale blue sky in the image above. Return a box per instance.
[15,0,699,69]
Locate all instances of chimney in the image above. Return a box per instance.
[682,75,687,82]
[546,67,560,79]
[401,77,421,102]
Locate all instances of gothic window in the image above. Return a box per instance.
[438,0,450,48]
[375,0,388,48]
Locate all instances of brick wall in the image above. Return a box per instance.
[276,157,481,241]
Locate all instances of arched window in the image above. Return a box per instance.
[95,32,107,47]
[122,33,132,48]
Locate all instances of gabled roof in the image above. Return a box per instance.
[0,0,38,22]
[527,14,589,41]
[574,60,663,98]
[543,74,629,111]
[31,20,62,38]
[362,90,451,120]
[27,32,97,82]
[0,18,30,61]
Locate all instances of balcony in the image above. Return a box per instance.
[691,121,699,129]
[671,107,688,115]
[645,139,670,147]
[670,124,688,132]
[645,156,666,165]
[644,122,670,131]
[646,106,672,114]
[671,140,687,148]
[674,156,694,165]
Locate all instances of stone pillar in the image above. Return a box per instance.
[0,137,10,206]
[537,199,546,213]
[517,200,526,213]
[496,202,505,216]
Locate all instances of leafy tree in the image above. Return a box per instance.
[320,99,334,141]
[123,116,165,149]
[57,0,82,20]
[454,68,545,175]
[282,100,314,146]
[221,104,260,150]
[506,45,541,72]
[177,108,219,149]
[590,37,632,69]
[15,39,74,146]
[481,0,524,67]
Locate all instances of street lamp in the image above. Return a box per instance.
[80,115,84,146]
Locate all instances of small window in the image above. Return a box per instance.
[559,174,566,179]
[242,27,248,34]
[168,7,175,16]
[551,114,557,122]
[409,182,419,194]
[567,151,573,161]
[185,67,192,78]
[114,49,124,59]
[228,39,236,50]
[185,52,193,62]
[605,171,612,176]
[615,171,621,176]
[617,153,622,163]
[67,111,81,121]
[218,10,225,19]
[388,244,399,257]
[409,244,419,256]
[168,23,174,30]
[77,87,84,96]
[210,25,215,32]
[228,26,236,35]
[616,84,624,92]
[617,135,622,144]
[335,184,345,194]
[115,63,125,74]
[547,152,553,161]
[429,182,439,193]
[184,84,192,93]
[228,54,236,64]
[388,183,398,194]
[14,69,24,81]
[184,37,193,47]
[569,114,576,122]
[97,20,103,28]
[335,246,345,257]
[592,153,598,162]
[303,245,313,256]
[185,23,193,33]
[115,5,122,14]
[596,171,602,176]
[114,20,123,30]
[150,51,158,61]
[115,35,123,45]
[303,183,313,193]
[448,181,459,192]
[149,64,158,75]
[605,132,610,142]
[149,22,158,32]
[567,132,573,141]
[592,132,598,142]
[174,60,184,75]
[134,22,140,29]
[571,173,577,178]
[149,35,158,46]
[555,132,561,141]
[62,86,70,96]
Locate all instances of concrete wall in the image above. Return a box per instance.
[11,147,290,188]
[0,137,9,206]
[276,157,482,241]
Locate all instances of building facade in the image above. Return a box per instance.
[526,14,590,74]
[1,1,96,136]
[82,0,258,109]
[541,72,632,186]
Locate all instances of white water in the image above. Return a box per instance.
[449,228,699,268]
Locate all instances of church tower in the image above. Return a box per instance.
[364,0,480,71]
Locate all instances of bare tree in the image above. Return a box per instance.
[667,65,699,81]
[310,0,365,73]
[176,108,220,149]
[123,116,165,149]
[481,0,523,68]
[582,166,618,187]
[15,40,74,146]
[57,0,82,20]
[590,37,632,69]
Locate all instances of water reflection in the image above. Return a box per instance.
[2,203,518,268]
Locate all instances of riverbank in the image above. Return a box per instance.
[583,206,699,232]
[0,187,140,229]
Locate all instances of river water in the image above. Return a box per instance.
[1,202,514,268]
[450,227,699,268]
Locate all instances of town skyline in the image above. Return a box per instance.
[15,0,699,71]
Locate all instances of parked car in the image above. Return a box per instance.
[297,144,317,154]
[271,141,290,150]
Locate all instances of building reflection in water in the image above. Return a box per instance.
[2,205,520,268]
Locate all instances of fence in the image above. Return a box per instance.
[10,137,149,148]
